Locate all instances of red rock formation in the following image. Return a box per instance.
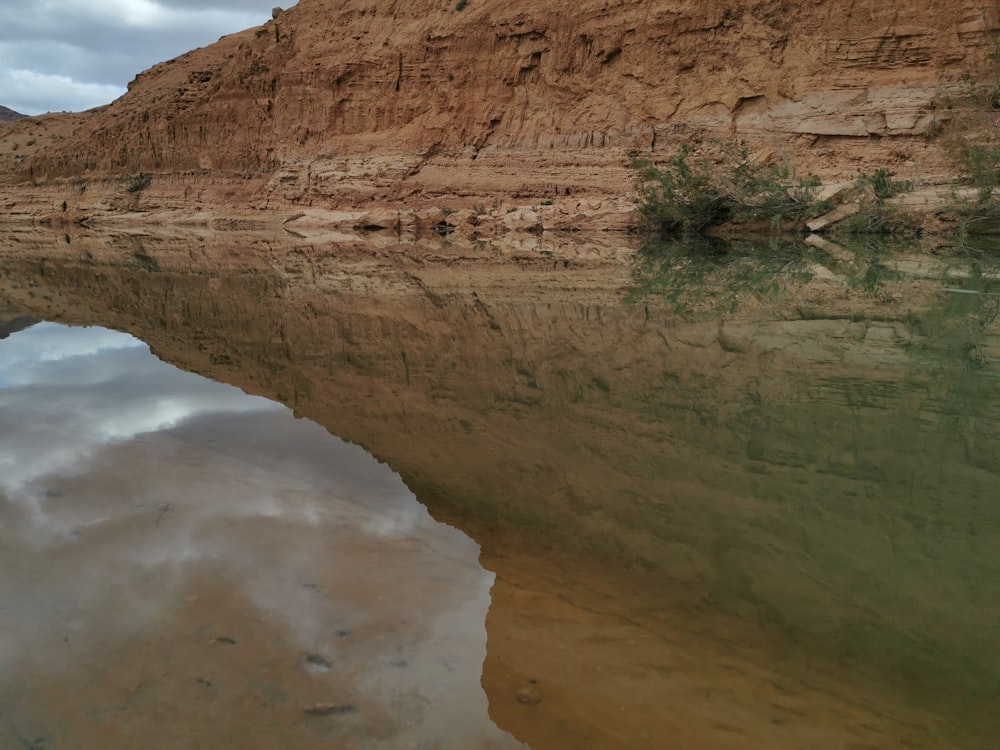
[2,0,998,223]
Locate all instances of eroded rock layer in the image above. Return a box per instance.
[1,0,997,224]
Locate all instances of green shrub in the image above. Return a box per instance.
[723,145,824,223]
[126,173,152,193]
[827,169,917,238]
[633,145,728,236]
[937,140,1000,237]
[856,168,912,203]
[833,205,921,237]
[946,199,1000,237]
[939,52,1000,229]
[633,143,824,238]
[951,142,1000,203]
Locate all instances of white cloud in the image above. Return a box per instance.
[0,323,283,496]
[0,322,140,368]
[0,69,124,115]
[0,0,296,115]
[93,0,174,29]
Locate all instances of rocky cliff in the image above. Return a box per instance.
[1,0,997,226]
[0,105,25,123]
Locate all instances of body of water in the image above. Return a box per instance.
[0,321,521,749]
[1,230,998,748]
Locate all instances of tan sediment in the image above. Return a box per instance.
[0,0,997,230]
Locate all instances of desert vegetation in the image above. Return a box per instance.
[632,144,828,238]
[633,138,1000,245]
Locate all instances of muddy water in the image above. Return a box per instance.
[1,230,1000,749]
[0,322,522,749]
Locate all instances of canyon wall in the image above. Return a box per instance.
[1,0,998,223]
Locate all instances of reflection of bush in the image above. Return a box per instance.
[628,235,947,314]
[628,235,818,313]
[924,261,1000,371]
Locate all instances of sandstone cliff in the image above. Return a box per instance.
[1,0,998,227]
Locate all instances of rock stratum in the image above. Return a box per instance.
[1,0,998,228]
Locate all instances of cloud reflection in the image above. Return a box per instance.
[0,322,519,747]
[0,322,281,495]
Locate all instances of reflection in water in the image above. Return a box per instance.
[2,231,1000,748]
[628,234,961,312]
[629,235,818,313]
[0,323,522,749]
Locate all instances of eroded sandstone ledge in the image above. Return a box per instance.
[1,0,997,229]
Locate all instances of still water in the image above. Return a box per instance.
[1,230,999,749]
[0,322,521,749]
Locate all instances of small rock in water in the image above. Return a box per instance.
[304,703,356,717]
[304,653,332,672]
[515,685,542,705]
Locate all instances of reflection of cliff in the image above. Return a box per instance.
[2,231,999,747]
[0,315,38,339]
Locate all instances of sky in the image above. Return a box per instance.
[0,0,297,116]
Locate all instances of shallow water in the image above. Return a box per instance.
[2,230,1000,748]
[0,322,522,749]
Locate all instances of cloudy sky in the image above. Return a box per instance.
[0,0,297,116]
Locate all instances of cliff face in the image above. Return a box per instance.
[3,0,997,219]
[0,105,25,123]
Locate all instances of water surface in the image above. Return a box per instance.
[0,321,521,749]
[2,230,999,749]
